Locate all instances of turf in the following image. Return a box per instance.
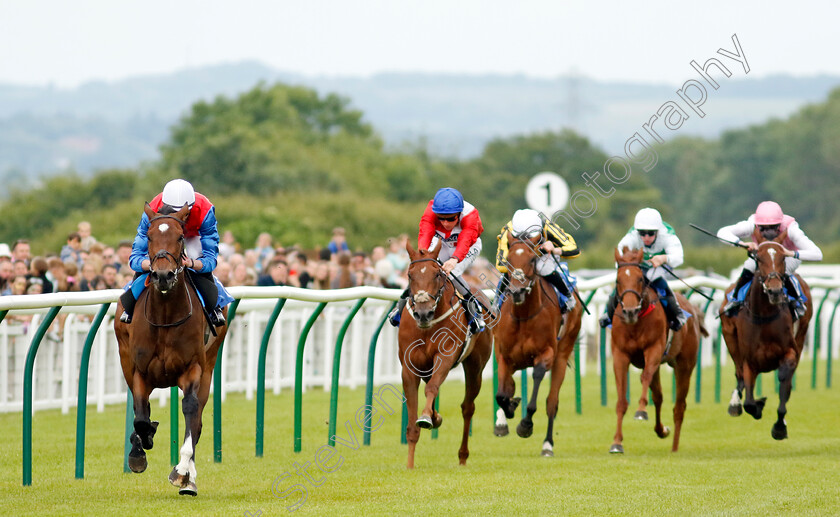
[0,361,838,516]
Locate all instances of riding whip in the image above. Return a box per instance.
[689,223,756,260]
[443,263,498,320]
[549,252,590,314]
[661,264,714,302]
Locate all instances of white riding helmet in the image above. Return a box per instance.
[634,207,663,231]
[161,179,196,208]
[511,209,543,237]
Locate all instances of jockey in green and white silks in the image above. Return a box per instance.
[119,179,233,326]
[717,201,822,319]
[599,207,687,331]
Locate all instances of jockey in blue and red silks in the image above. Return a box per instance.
[119,179,233,326]
[388,187,487,334]
[718,201,822,320]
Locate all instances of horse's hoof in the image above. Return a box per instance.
[771,423,788,441]
[658,426,671,439]
[541,447,554,457]
[416,415,433,429]
[494,424,509,437]
[516,420,533,438]
[432,414,443,429]
[634,410,648,421]
[127,453,147,473]
[168,467,188,488]
[179,481,197,496]
[744,403,763,420]
[609,444,624,454]
[728,404,743,417]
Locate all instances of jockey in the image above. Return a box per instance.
[119,179,232,326]
[492,209,580,313]
[717,201,822,319]
[388,187,486,334]
[598,207,687,331]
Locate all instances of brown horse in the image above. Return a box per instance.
[493,235,583,457]
[608,247,706,454]
[720,236,812,440]
[114,203,228,496]
[398,242,492,469]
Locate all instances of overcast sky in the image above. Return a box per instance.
[0,0,836,88]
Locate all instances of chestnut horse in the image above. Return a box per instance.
[493,235,583,457]
[398,242,492,469]
[114,203,228,496]
[608,247,706,453]
[719,236,812,440]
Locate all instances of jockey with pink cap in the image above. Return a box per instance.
[717,201,822,319]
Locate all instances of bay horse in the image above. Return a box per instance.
[493,235,583,457]
[114,203,228,496]
[608,247,706,453]
[719,236,812,440]
[398,242,492,469]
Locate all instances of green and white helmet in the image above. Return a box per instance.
[634,208,662,231]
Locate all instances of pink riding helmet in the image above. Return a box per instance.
[754,201,784,225]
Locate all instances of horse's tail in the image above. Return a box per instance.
[694,303,710,338]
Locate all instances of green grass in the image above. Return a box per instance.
[1,361,839,516]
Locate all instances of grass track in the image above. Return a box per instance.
[0,361,838,516]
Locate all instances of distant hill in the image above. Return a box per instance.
[0,61,837,190]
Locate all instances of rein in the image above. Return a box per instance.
[615,261,652,312]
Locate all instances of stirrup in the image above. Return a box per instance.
[723,300,742,316]
[119,311,132,323]
[388,307,401,327]
[469,316,485,334]
[211,308,226,327]
[669,313,686,331]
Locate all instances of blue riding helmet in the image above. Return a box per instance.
[432,188,464,214]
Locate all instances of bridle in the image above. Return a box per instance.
[753,242,785,297]
[615,261,651,311]
[407,257,449,316]
[144,213,192,327]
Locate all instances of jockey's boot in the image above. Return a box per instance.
[461,293,486,334]
[492,273,509,314]
[654,279,686,331]
[119,290,136,323]
[388,288,410,327]
[544,270,576,313]
[784,275,806,320]
[723,269,754,317]
[210,306,226,327]
[598,289,618,328]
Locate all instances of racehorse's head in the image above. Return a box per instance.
[614,247,647,325]
[144,203,189,294]
[505,236,540,305]
[755,237,788,306]
[405,241,446,328]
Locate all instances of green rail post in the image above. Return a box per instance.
[691,289,716,405]
[826,296,840,388]
[294,302,327,453]
[328,299,366,446]
[520,369,528,419]
[213,298,239,463]
[431,396,440,440]
[75,303,111,479]
[812,289,833,389]
[22,305,62,486]
[492,346,499,422]
[123,389,135,473]
[400,399,408,445]
[256,298,287,457]
[364,301,397,446]
[600,327,607,406]
[170,386,179,465]
[715,324,723,403]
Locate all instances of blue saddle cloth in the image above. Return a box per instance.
[726,277,807,307]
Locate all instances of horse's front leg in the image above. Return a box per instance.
[418,355,454,428]
[458,350,485,466]
[742,363,765,420]
[170,363,203,496]
[772,349,798,440]
[542,340,573,457]
[649,369,670,440]
[635,342,664,421]
[494,353,518,436]
[610,349,630,454]
[517,352,551,439]
[728,371,745,417]
[127,373,156,473]
[402,369,421,469]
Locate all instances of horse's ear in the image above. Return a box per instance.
[428,242,442,260]
[774,229,788,244]
[406,241,417,260]
[614,247,623,262]
[144,202,156,220]
[174,204,190,221]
